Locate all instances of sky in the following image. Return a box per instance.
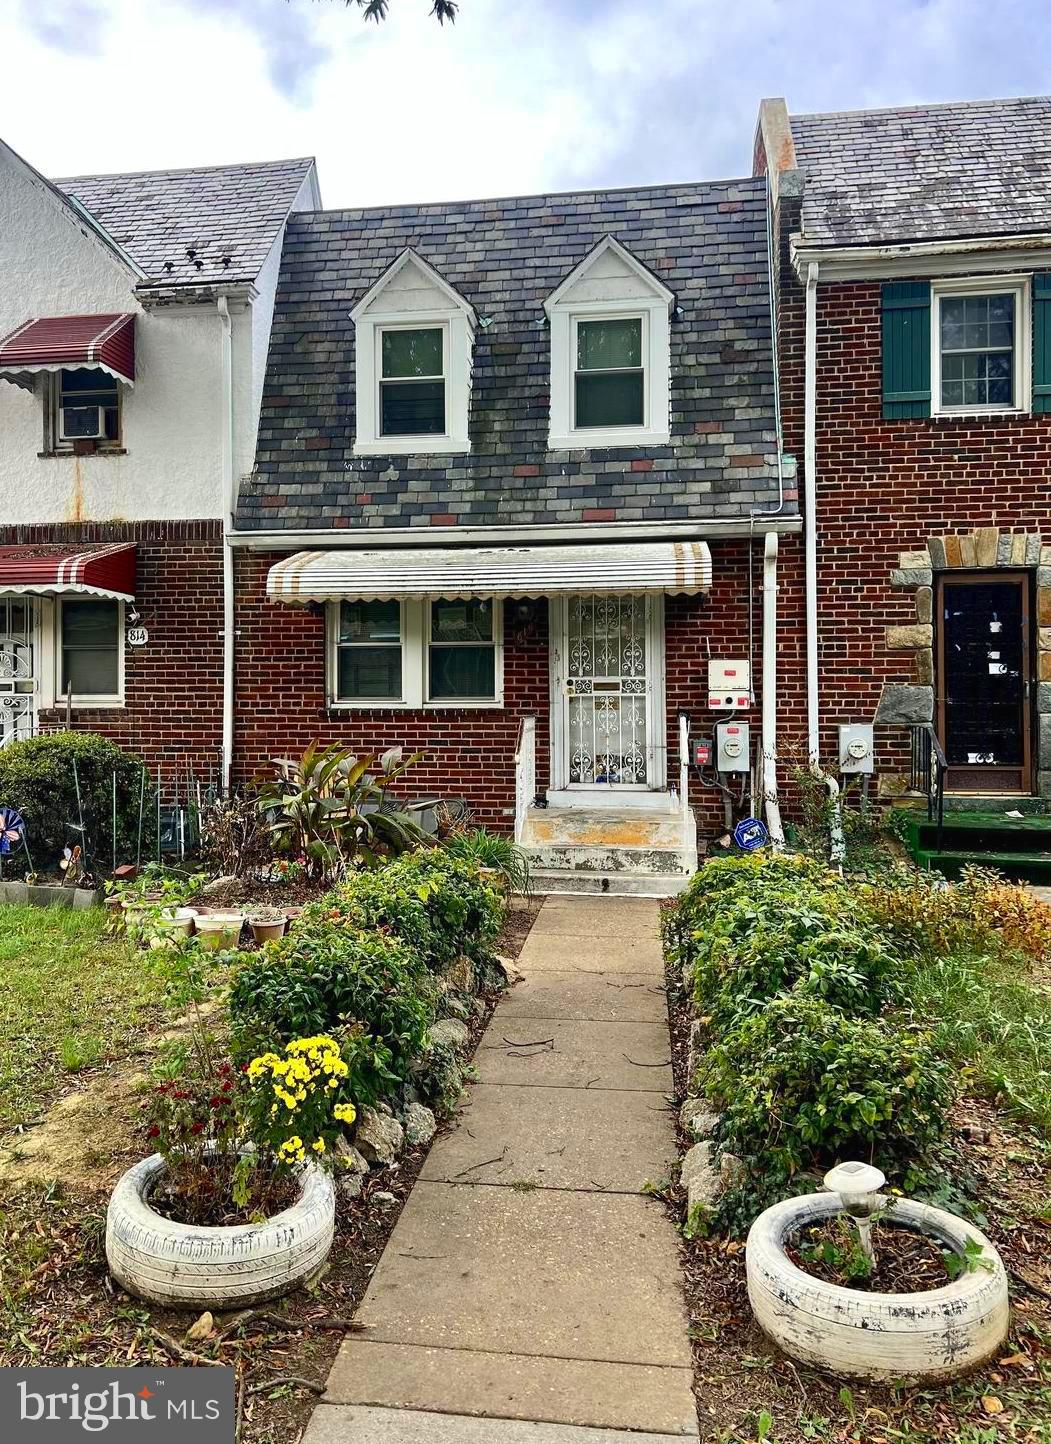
[0,0,1046,208]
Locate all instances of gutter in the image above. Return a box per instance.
[802,259,845,863]
[217,296,235,791]
[791,230,1051,284]
[228,514,802,551]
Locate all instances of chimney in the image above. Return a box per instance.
[753,98,804,206]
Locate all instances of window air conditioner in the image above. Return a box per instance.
[59,405,106,442]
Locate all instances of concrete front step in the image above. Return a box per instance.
[529,867,690,898]
[523,805,686,850]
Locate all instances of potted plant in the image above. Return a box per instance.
[746,1162,1009,1381]
[106,1033,356,1308]
[191,909,245,951]
[247,906,288,945]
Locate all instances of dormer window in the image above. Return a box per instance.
[545,236,673,450]
[352,249,474,456]
[380,326,446,437]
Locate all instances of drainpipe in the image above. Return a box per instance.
[761,531,785,846]
[803,260,845,863]
[217,295,235,792]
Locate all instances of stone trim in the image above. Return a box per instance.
[876,526,1051,796]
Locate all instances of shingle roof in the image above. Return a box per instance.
[53,158,316,288]
[239,179,784,533]
[791,95,1051,247]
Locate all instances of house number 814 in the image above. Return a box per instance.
[126,627,149,647]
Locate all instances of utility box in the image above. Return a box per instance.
[692,737,713,770]
[715,720,750,773]
[839,724,875,774]
[707,658,751,710]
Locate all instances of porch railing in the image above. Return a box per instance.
[514,714,537,844]
[677,710,691,832]
[909,723,947,848]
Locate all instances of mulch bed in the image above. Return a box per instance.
[0,894,542,1444]
[786,1218,949,1293]
[660,938,1051,1443]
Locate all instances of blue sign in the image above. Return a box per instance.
[733,817,769,852]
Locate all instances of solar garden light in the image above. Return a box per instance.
[823,1161,886,1264]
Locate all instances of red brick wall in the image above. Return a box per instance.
[235,542,800,840]
[1,520,225,785]
[774,234,1051,786]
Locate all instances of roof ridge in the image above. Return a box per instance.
[54,156,315,185]
[793,93,1051,125]
[292,174,761,222]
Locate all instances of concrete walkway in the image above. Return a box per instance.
[304,895,696,1444]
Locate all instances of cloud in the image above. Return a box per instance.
[0,0,1048,206]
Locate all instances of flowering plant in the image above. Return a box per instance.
[241,1035,358,1166]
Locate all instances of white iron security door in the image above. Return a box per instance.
[563,594,656,788]
[0,599,36,747]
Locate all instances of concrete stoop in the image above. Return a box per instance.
[521,803,697,897]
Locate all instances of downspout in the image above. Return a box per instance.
[803,260,845,862]
[761,532,785,845]
[217,295,235,791]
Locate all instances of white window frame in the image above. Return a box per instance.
[54,596,125,708]
[931,275,1030,417]
[572,313,648,432]
[47,370,124,453]
[545,235,673,451]
[351,249,474,457]
[375,323,448,447]
[327,598,503,709]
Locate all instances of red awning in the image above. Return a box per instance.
[0,543,136,601]
[0,314,135,385]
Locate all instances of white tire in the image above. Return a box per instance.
[106,1153,336,1308]
[746,1191,1009,1381]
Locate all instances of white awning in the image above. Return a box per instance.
[266,541,712,603]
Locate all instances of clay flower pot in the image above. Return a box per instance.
[248,912,288,945]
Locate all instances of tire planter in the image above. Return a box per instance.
[106,1153,336,1308]
[747,1191,1009,1381]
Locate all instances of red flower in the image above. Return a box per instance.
[146,1125,160,1139]
[190,1122,204,1135]
[209,1096,224,1109]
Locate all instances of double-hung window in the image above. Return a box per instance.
[574,317,645,429]
[932,279,1028,415]
[52,367,122,449]
[379,327,446,437]
[330,599,501,707]
[59,598,123,703]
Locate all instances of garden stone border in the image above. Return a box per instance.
[0,880,98,908]
[875,527,1051,799]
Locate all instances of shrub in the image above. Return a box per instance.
[198,790,273,878]
[0,731,155,879]
[702,992,954,1202]
[442,828,531,894]
[324,849,505,972]
[228,923,435,1096]
[863,864,1051,964]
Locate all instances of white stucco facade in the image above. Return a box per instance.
[0,145,313,525]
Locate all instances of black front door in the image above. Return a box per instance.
[937,573,1032,793]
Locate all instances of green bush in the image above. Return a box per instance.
[324,849,505,973]
[229,923,436,1098]
[702,992,954,1201]
[0,731,154,879]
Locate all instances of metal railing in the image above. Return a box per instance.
[909,723,947,847]
[514,714,537,844]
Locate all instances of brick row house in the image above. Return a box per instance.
[755,96,1051,871]
[5,95,1051,887]
[0,137,319,785]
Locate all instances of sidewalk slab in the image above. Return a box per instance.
[304,1406,698,1444]
[355,1182,691,1367]
[420,1084,676,1192]
[476,1018,672,1092]
[518,933,664,975]
[323,1342,698,1435]
[527,897,661,941]
[499,971,668,1023]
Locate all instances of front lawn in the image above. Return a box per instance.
[0,905,169,1132]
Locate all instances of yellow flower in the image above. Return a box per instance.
[312,1138,326,1153]
[333,1102,357,1125]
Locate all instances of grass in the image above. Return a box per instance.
[905,945,1051,1137]
[0,904,170,1131]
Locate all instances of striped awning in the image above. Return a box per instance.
[267,541,712,603]
[0,542,136,601]
[0,314,135,384]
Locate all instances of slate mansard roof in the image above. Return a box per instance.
[791,95,1051,248]
[54,158,317,288]
[238,178,783,533]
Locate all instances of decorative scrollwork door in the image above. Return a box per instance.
[0,599,36,748]
[564,594,652,787]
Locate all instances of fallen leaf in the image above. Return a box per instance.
[185,1311,215,1342]
[981,1396,1004,1415]
[998,1353,1029,1367]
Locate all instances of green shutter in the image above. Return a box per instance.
[1032,274,1051,414]
[882,281,931,418]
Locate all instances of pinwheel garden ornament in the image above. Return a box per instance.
[0,806,26,856]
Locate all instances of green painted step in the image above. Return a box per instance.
[915,848,1051,884]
